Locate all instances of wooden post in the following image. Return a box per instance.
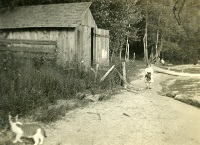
[133,53,135,61]
[119,48,122,61]
[144,0,149,65]
[125,38,129,62]
[127,42,129,62]
[151,48,153,62]
[122,62,127,88]
[91,63,99,83]
[95,63,99,79]
[115,68,131,88]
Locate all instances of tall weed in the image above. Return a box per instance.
[0,53,121,123]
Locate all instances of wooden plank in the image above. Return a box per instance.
[83,26,91,67]
[105,32,109,65]
[80,27,84,62]
[101,30,106,59]
[82,27,86,64]
[15,32,23,47]
[50,30,59,41]
[92,28,96,65]
[97,31,101,63]
[76,27,83,62]
[57,31,63,64]
[43,30,50,40]
[94,28,109,66]
[76,29,81,62]
[0,50,55,59]
[13,52,55,60]
[0,46,56,54]
[94,29,109,38]
[0,38,57,46]
[24,31,31,39]
[100,65,115,82]
[30,31,37,40]
[63,31,67,63]
[94,33,110,38]
[69,30,75,62]
[7,31,13,39]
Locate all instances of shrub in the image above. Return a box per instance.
[163,42,198,64]
[0,53,123,123]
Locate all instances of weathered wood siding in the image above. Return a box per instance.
[0,30,58,60]
[1,30,58,47]
[74,10,96,67]
[57,29,76,65]
[0,29,77,65]
[76,25,91,67]
[94,28,109,66]
[0,9,109,68]
[82,26,92,67]
[81,9,96,28]
[75,10,109,67]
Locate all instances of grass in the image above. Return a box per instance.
[0,53,126,126]
[0,53,143,145]
[126,60,145,82]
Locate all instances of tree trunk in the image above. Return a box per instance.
[155,13,161,64]
[125,38,129,62]
[111,50,115,62]
[159,35,164,59]
[119,49,122,61]
[143,34,148,64]
[144,0,148,65]
[155,29,159,64]
[119,41,123,61]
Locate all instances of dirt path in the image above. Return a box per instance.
[43,72,200,145]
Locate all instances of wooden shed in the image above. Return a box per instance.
[0,2,109,67]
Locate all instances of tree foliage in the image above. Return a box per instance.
[90,0,142,59]
[139,0,200,64]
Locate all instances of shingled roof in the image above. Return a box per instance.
[0,2,92,29]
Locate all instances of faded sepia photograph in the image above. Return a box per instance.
[0,0,199,145]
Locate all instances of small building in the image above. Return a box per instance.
[0,2,109,67]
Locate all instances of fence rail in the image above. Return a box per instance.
[0,38,57,46]
[0,46,56,54]
[0,38,57,60]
